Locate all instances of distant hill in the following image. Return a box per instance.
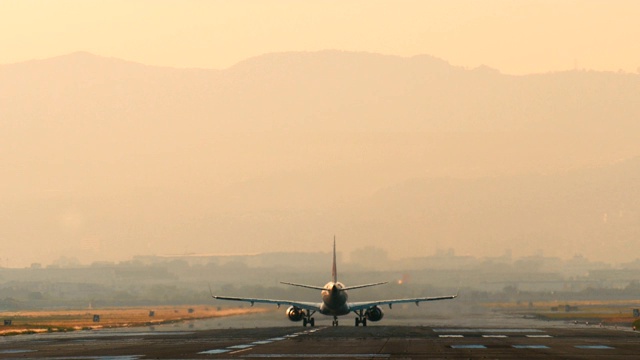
[1,51,640,265]
[346,157,640,262]
[3,50,640,133]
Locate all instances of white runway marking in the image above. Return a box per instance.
[439,334,464,338]
[450,345,487,349]
[198,349,230,354]
[200,328,316,356]
[434,328,544,333]
[512,345,549,349]
[0,350,36,354]
[482,335,508,338]
[526,334,552,338]
[238,355,390,358]
[575,345,614,349]
[92,331,193,337]
[9,357,143,360]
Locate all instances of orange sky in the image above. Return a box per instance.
[1,0,639,74]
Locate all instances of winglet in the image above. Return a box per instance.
[332,236,337,283]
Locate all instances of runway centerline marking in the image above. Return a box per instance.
[526,334,552,338]
[450,345,487,349]
[575,345,614,349]
[0,350,36,354]
[513,345,550,349]
[482,335,508,338]
[439,334,464,338]
[198,349,230,355]
[199,328,323,356]
[251,340,274,345]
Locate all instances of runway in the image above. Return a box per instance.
[1,319,639,359]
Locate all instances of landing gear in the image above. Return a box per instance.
[354,309,367,327]
[302,311,316,327]
[332,316,339,327]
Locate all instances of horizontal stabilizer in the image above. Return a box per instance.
[280,281,388,291]
[280,281,326,290]
[341,281,388,291]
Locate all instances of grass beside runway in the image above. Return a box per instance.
[0,305,273,335]
[486,299,640,328]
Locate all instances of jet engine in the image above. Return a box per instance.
[365,306,384,322]
[286,306,304,322]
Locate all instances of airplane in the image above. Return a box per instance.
[210,238,457,327]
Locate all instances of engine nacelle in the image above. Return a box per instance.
[365,306,384,322]
[286,306,304,322]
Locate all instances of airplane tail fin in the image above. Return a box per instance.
[332,236,337,283]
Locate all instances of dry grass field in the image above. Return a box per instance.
[0,306,271,335]
[487,299,640,326]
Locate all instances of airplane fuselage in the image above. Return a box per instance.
[320,281,350,316]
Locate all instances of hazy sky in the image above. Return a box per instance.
[1,0,639,74]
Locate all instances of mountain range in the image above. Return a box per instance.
[1,51,639,266]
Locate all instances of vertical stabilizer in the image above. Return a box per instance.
[332,236,337,283]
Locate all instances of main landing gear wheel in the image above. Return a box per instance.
[355,317,367,327]
[303,317,315,327]
[355,309,367,327]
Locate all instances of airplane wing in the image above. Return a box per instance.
[348,294,457,311]
[212,295,322,312]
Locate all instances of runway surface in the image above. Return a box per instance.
[1,313,639,359]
